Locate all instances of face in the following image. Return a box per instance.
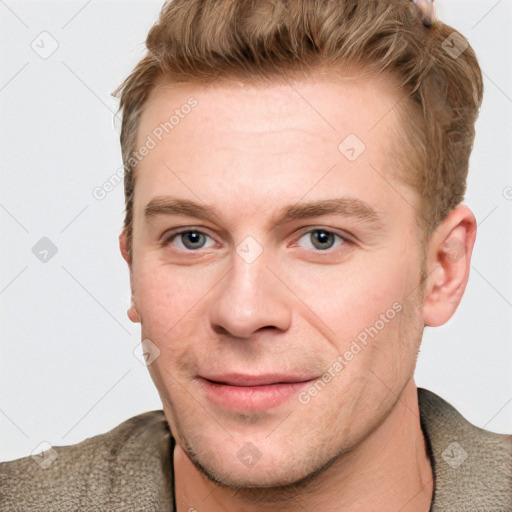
[124,72,427,488]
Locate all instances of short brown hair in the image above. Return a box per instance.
[113,0,483,258]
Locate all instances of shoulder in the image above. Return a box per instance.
[418,387,512,511]
[0,410,174,511]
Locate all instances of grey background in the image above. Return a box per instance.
[1,0,511,462]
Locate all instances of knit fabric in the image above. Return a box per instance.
[1,388,511,511]
[1,412,174,511]
[418,388,511,511]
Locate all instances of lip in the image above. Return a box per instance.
[201,373,316,386]
[198,373,317,411]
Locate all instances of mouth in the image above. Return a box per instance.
[198,373,317,411]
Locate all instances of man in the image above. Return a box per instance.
[1,0,511,510]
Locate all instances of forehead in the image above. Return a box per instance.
[132,71,416,227]
[138,70,402,144]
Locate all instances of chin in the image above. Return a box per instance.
[195,460,310,489]
[184,436,340,492]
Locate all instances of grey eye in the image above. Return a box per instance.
[173,231,215,250]
[297,230,344,251]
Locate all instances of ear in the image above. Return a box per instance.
[422,205,477,327]
[119,230,141,323]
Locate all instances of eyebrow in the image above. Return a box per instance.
[144,196,385,231]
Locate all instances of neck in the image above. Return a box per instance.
[174,380,433,512]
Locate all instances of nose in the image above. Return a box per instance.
[208,246,292,339]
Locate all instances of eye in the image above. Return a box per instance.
[162,230,216,251]
[296,229,346,251]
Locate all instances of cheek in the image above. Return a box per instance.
[132,261,211,337]
[284,252,414,343]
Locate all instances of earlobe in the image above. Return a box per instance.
[127,298,141,323]
[422,206,477,327]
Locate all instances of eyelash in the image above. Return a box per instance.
[160,226,351,253]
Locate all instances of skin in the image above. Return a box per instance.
[119,71,477,511]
